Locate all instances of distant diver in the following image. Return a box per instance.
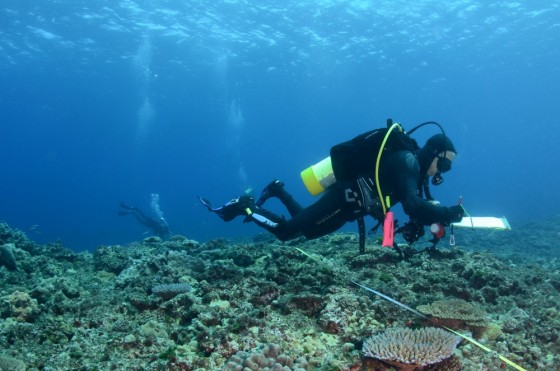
[118,199,171,239]
[199,120,464,252]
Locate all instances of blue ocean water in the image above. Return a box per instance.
[1,1,559,251]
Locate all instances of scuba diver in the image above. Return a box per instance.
[118,202,171,239]
[199,120,464,250]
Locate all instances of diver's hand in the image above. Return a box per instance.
[402,219,424,244]
[447,205,465,223]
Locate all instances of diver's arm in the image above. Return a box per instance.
[394,152,456,225]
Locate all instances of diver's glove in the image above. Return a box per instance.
[446,205,465,224]
[402,219,424,244]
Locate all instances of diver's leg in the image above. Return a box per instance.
[286,187,350,240]
[276,187,303,217]
[200,194,294,239]
[257,180,303,217]
[199,192,342,242]
[119,202,133,210]
[200,195,258,222]
[118,203,135,216]
[129,207,152,225]
[245,207,292,239]
[134,208,150,221]
[131,211,151,227]
[251,186,351,241]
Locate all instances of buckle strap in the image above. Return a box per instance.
[356,177,384,219]
[358,217,365,254]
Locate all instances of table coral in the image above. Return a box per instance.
[417,298,488,337]
[362,327,461,371]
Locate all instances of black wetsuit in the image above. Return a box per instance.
[250,149,458,241]
[118,203,171,238]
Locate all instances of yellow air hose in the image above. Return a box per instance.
[375,123,401,214]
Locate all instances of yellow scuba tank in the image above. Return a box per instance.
[300,156,336,196]
[300,121,404,199]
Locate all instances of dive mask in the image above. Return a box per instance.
[432,155,452,186]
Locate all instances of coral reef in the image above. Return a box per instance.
[417,298,488,337]
[1,291,40,322]
[93,245,130,275]
[362,327,461,370]
[0,219,559,370]
[151,283,192,300]
[0,355,26,371]
[0,222,36,253]
[0,243,17,271]
[223,343,308,370]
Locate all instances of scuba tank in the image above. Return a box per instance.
[300,119,406,198]
[300,156,336,196]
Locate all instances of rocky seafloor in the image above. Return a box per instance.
[0,217,559,370]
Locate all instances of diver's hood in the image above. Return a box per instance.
[417,134,456,175]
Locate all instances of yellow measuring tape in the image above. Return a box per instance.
[444,327,526,371]
[293,247,527,371]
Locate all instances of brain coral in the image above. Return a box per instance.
[362,327,461,371]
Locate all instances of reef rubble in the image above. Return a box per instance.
[0,220,559,370]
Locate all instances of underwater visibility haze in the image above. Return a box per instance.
[1,2,560,247]
[1,2,560,370]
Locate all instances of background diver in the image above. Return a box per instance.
[199,121,465,248]
[118,202,171,239]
